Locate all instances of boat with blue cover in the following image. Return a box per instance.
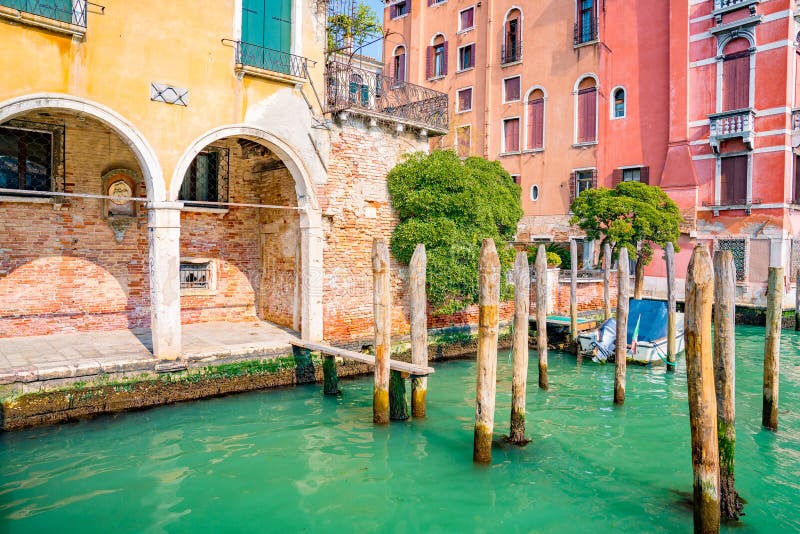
[576,299,685,365]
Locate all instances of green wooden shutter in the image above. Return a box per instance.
[262,0,291,53]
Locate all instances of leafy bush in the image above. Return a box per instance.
[388,150,523,315]
[527,243,568,268]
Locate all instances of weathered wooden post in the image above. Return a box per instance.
[665,242,677,371]
[634,242,644,300]
[685,245,720,533]
[614,247,629,405]
[795,267,800,332]
[409,244,428,418]
[372,238,391,425]
[570,239,578,343]
[389,371,409,420]
[322,354,340,395]
[535,244,548,390]
[763,266,783,431]
[509,251,531,444]
[603,243,612,321]
[474,238,500,463]
[713,250,742,520]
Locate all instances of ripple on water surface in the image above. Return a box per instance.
[0,325,798,532]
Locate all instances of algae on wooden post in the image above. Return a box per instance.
[372,238,391,425]
[410,244,428,418]
[474,239,500,464]
[322,355,340,396]
[570,239,578,343]
[614,247,629,405]
[665,242,677,371]
[389,370,409,421]
[713,250,742,520]
[509,251,530,444]
[685,245,720,533]
[603,243,612,321]
[763,266,783,431]
[535,244,549,390]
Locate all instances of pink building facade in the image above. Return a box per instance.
[385,0,800,307]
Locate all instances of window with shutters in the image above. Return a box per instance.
[721,38,751,111]
[502,118,520,153]
[502,9,522,64]
[526,89,545,150]
[392,46,406,81]
[390,0,409,19]
[458,43,475,71]
[575,0,598,45]
[456,87,473,113]
[719,155,748,205]
[427,35,448,79]
[612,87,626,119]
[242,0,292,55]
[456,125,471,158]
[612,166,650,186]
[459,7,475,32]
[503,76,521,102]
[348,74,369,106]
[569,169,597,204]
[576,77,597,143]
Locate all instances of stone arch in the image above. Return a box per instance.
[0,93,165,201]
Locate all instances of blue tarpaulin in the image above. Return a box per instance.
[627,299,668,343]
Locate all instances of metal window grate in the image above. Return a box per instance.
[791,239,800,278]
[180,262,211,290]
[718,239,746,281]
[179,146,229,205]
[0,119,65,194]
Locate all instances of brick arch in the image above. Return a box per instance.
[0,93,165,201]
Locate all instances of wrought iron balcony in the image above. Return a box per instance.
[0,0,87,26]
[235,41,310,80]
[325,61,449,134]
[708,108,755,152]
[501,41,522,64]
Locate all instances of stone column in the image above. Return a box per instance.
[300,210,324,342]
[147,201,183,360]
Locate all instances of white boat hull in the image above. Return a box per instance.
[577,313,686,365]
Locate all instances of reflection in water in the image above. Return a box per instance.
[0,325,797,533]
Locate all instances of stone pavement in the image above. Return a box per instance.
[0,321,299,385]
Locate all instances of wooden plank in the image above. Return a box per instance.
[289,340,435,376]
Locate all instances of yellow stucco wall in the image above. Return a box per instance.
[0,0,326,198]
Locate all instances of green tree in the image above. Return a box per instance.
[569,181,682,295]
[327,2,382,55]
[388,150,523,315]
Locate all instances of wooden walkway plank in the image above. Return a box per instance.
[289,340,435,376]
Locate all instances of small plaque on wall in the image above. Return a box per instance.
[101,169,139,242]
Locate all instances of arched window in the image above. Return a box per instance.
[427,34,448,79]
[502,8,522,64]
[526,88,545,150]
[722,38,750,111]
[393,46,406,81]
[612,87,626,119]
[576,76,597,143]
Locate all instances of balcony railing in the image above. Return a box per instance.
[501,41,522,64]
[325,61,449,133]
[709,108,755,152]
[235,41,310,79]
[1,0,86,26]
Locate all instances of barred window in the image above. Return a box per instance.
[180,147,229,204]
[180,261,213,290]
[0,125,53,193]
[717,239,746,282]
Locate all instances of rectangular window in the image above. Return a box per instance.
[720,155,748,205]
[623,168,641,182]
[180,261,214,291]
[613,166,650,186]
[503,76,521,102]
[390,1,409,18]
[394,53,406,81]
[0,125,53,193]
[577,87,597,143]
[458,44,475,71]
[459,7,474,31]
[428,0,446,5]
[427,42,448,78]
[503,18,520,63]
[456,125,471,158]
[576,170,594,194]
[576,0,597,44]
[723,51,750,111]
[457,87,473,112]
[180,147,229,204]
[503,118,520,153]
[527,98,544,150]
[510,174,520,185]
[242,0,292,55]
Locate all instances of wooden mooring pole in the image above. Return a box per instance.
[614,247,629,405]
[685,245,720,533]
[570,239,578,343]
[665,242,677,372]
[603,243,612,321]
[713,250,742,520]
[763,266,783,431]
[634,241,644,300]
[795,267,800,332]
[410,244,428,418]
[389,370,409,421]
[535,244,548,390]
[509,251,531,444]
[372,238,391,425]
[322,354,340,395]
[474,239,500,463]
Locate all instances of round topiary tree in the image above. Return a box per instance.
[388,150,523,315]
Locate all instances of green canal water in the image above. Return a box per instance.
[1,325,798,533]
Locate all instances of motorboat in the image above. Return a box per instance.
[577,299,685,365]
